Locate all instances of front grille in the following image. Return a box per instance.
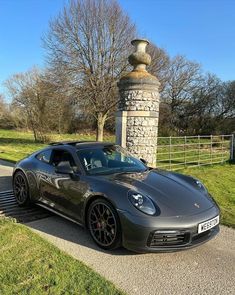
[148,230,190,247]
[192,225,219,243]
[192,229,210,241]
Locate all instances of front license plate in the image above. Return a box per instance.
[198,215,219,233]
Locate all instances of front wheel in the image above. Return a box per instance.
[13,171,31,207]
[87,199,122,250]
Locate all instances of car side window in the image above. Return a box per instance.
[36,150,52,164]
[51,149,76,168]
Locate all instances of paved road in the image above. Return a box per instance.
[0,159,14,191]
[0,161,235,295]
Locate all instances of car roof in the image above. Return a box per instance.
[49,141,115,150]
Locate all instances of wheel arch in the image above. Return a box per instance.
[12,168,35,201]
[84,194,117,228]
[12,168,32,206]
[13,168,27,181]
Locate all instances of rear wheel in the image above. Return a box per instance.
[87,198,122,250]
[13,171,31,207]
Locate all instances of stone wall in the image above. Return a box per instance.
[118,90,160,112]
[116,90,159,166]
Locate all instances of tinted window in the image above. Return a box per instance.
[51,149,76,168]
[36,150,52,164]
[77,145,147,175]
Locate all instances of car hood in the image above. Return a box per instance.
[103,169,214,217]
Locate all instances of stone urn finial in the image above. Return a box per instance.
[128,39,151,72]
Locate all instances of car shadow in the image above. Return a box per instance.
[0,175,12,191]
[27,213,138,256]
[0,159,15,168]
[0,183,53,223]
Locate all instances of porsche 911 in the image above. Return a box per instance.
[13,141,220,252]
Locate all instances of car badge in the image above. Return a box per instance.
[194,203,200,208]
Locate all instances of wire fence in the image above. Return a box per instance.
[156,135,233,171]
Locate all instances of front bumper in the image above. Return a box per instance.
[118,205,220,253]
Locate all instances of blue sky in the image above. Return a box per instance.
[0,0,235,98]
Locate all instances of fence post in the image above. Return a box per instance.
[230,133,235,161]
[210,135,213,164]
[221,135,224,162]
[198,135,200,166]
[169,136,172,170]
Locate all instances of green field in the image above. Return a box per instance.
[0,218,124,295]
[182,163,235,228]
[0,129,114,163]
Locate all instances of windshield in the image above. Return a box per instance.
[77,145,147,175]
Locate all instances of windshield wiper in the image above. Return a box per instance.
[89,167,148,176]
[114,170,146,175]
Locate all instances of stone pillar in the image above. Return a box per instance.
[116,39,160,167]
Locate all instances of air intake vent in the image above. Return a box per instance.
[148,230,190,247]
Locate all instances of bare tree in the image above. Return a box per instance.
[160,55,202,132]
[147,44,170,92]
[171,74,235,135]
[5,68,52,142]
[162,55,201,109]
[43,0,136,141]
[39,69,76,134]
[0,95,12,128]
[219,80,235,119]
[179,73,223,134]
[0,94,7,117]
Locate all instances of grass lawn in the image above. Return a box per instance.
[0,129,114,163]
[182,163,235,228]
[0,218,124,295]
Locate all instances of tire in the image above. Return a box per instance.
[87,198,122,250]
[13,171,31,207]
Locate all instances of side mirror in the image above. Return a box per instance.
[140,158,148,165]
[55,161,74,175]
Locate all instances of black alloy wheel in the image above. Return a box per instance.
[88,199,121,250]
[13,171,31,206]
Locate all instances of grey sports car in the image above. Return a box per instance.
[13,141,220,252]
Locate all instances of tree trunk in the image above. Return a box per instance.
[96,112,107,142]
[26,110,38,142]
[58,115,61,134]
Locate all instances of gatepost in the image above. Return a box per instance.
[116,39,160,167]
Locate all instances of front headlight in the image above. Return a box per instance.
[194,179,218,206]
[194,179,207,193]
[128,191,156,215]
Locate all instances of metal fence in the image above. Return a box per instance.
[156,135,233,171]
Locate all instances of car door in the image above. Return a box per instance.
[39,147,88,222]
[35,148,56,202]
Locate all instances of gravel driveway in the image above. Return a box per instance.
[1,161,235,295]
